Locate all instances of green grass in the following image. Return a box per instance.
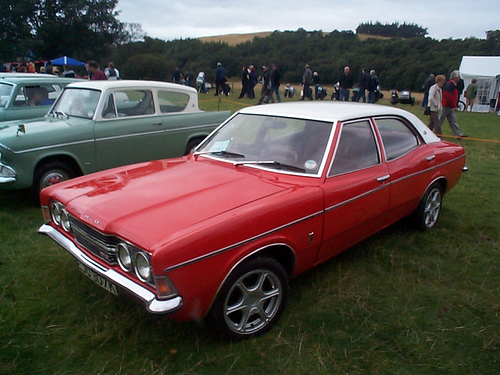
[1,91,499,374]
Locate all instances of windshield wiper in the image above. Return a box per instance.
[194,149,245,158]
[52,110,69,119]
[236,160,306,173]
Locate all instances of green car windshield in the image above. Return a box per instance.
[51,88,101,119]
[0,83,14,108]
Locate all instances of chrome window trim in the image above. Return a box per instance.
[327,118,382,178]
[373,115,422,162]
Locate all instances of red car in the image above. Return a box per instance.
[39,102,467,340]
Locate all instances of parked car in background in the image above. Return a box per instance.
[39,102,467,340]
[0,74,79,122]
[0,80,231,194]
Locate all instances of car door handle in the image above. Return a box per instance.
[377,175,390,182]
[152,122,163,126]
[426,155,435,161]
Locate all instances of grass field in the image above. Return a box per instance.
[1,89,498,374]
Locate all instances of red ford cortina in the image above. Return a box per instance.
[39,101,467,340]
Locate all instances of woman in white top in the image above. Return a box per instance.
[427,74,446,136]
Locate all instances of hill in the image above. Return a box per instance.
[198,31,392,46]
[198,32,273,46]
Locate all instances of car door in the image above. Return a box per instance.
[94,89,167,171]
[374,117,434,221]
[316,119,390,263]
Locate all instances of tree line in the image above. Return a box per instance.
[2,0,499,92]
[110,29,500,92]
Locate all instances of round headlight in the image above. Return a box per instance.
[117,243,132,272]
[51,201,62,225]
[135,252,152,282]
[60,208,71,232]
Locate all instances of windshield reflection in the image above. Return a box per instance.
[51,88,100,119]
[197,114,333,175]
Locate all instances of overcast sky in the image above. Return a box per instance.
[116,0,499,41]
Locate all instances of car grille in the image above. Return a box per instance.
[69,217,119,264]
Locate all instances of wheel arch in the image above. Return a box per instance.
[33,153,84,186]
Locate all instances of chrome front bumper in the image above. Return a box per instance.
[38,224,182,314]
[0,162,16,183]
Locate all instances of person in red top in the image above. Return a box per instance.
[87,61,107,81]
[439,70,468,137]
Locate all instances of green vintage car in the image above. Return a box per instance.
[0,80,231,195]
[0,74,79,122]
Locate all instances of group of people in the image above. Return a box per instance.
[86,61,120,80]
[426,70,470,138]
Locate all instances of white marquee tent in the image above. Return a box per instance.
[459,56,500,112]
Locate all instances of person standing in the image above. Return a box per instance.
[465,78,478,112]
[300,64,313,100]
[439,70,468,137]
[62,65,76,78]
[172,67,183,84]
[266,64,282,103]
[257,65,272,104]
[237,66,249,99]
[422,74,435,108]
[367,70,379,103]
[184,68,194,87]
[427,75,445,136]
[214,62,228,96]
[247,65,258,99]
[355,68,369,102]
[87,61,107,80]
[338,66,353,101]
[105,62,119,80]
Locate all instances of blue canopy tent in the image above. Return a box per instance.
[50,56,86,67]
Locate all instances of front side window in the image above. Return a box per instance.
[329,120,379,176]
[115,90,155,117]
[158,91,189,113]
[375,117,419,161]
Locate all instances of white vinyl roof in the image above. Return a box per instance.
[238,101,440,144]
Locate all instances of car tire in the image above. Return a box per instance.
[208,256,289,340]
[412,182,442,231]
[33,161,76,195]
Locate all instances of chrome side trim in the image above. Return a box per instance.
[38,224,182,314]
[163,210,323,273]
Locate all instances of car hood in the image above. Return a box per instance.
[51,157,300,251]
[0,115,88,151]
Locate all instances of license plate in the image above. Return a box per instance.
[77,262,119,296]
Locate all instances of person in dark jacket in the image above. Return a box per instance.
[214,62,228,96]
[338,66,353,101]
[265,64,282,103]
[355,68,369,102]
[247,65,258,99]
[237,66,249,99]
[367,70,379,103]
[439,70,468,137]
[257,65,272,104]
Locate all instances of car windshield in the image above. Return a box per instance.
[51,88,101,119]
[0,83,14,108]
[197,114,333,175]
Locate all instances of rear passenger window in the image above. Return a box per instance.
[158,91,189,113]
[329,120,379,176]
[375,118,419,161]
